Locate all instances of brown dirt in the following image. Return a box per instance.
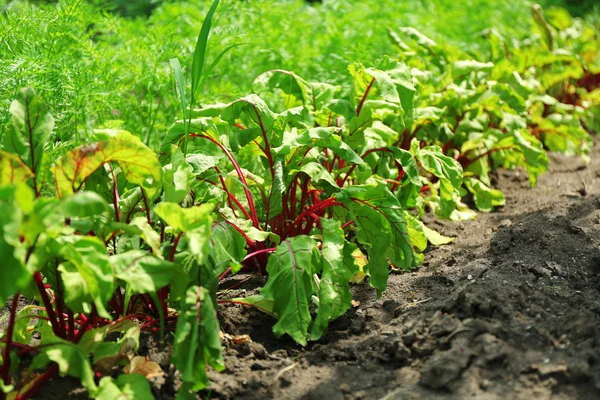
[10,143,600,399]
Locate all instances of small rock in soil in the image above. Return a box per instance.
[250,361,267,371]
[249,342,268,360]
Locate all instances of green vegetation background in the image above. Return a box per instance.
[1,0,598,146]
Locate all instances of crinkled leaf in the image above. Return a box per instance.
[53,130,161,198]
[0,151,34,187]
[163,145,195,203]
[112,251,174,293]
[266,160,286,221]
[59,192,109,218]
[129,217,162,257]
[453,60,494,79]
[96,375,154,400]
[172,286,224,393]
[464,177,506,212]
[155,202,214,265]
[31,341,97,395]
[422,225,455,245]
[58,236,115,319]
[294,162,339,189]
[261,236,319,345]
[154,202,213,233]
[295,127,364,165]
[310,219,357,340]
[0,185,31,306]
[336,185,417,293]
[417,145,463,218]
[4,87,54,192]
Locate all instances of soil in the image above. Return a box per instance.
[7,143,600,399]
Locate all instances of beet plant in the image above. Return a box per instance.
[0,2,598,400]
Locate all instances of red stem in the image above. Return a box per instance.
[218,267,232,282]
[169,232,183,262]
[244,247,277,262]
[140,190,152,225]
[33,273,64,339]
[250,104,276,179]
[191,134,260,229]
[111,169,120,223]
[340,147,393,186]
[2,294,20,387]
[214,166,252,220]
[285,198,341,238]
[15,364,58,400]
[223,220,256,248]
[217,299,277,316]
[54,269,66,335]
[67,310,74,341]
[461,146,513,169]
[356,77,375,117]
[341,220,354,230]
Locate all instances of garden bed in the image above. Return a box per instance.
[28,140,599,400]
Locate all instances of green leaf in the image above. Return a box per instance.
[512,130,549,185]
[163,145,195,203]
[4,87,54,193]
[349,62,404,115]
[388,147,421,186]
[200,221,248,299]
[464,177,506,212]
[59,192,109,218]
[154,202,214,233]
[336,185,417,293]
[58,236,115,319]
[254,69,312,109]
[155,202,214,264]
[294,162,339,189]
[129,217,162,257]
[0,151,34,187]
[417,145,463,218]
[53,130,162,199]
[0,185,31,306]
[226,294,276,316]
[186,153,222,175]
[170,57,188,152]
[208,221,247,274]
[310,219,357,340]
[422,225,455,245]
[31,340,97,395]
[77,319,140,357]
[452,60,494,79]
[96,375,154,400]
[172,286,224,393]
[261,236,320,345]
[398,27,437,51]
[295,127,364,166]
[112,251,174,293]
[266,160,286,221]
[221,95,279,150]
[404,212,428,252]
[191,0,220,104]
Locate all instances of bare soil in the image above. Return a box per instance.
[9,143,600,400]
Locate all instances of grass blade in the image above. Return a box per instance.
[191,0,220,105]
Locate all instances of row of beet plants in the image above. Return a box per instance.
[0,2,598,399]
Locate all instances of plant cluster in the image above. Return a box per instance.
[0,1,598,399]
